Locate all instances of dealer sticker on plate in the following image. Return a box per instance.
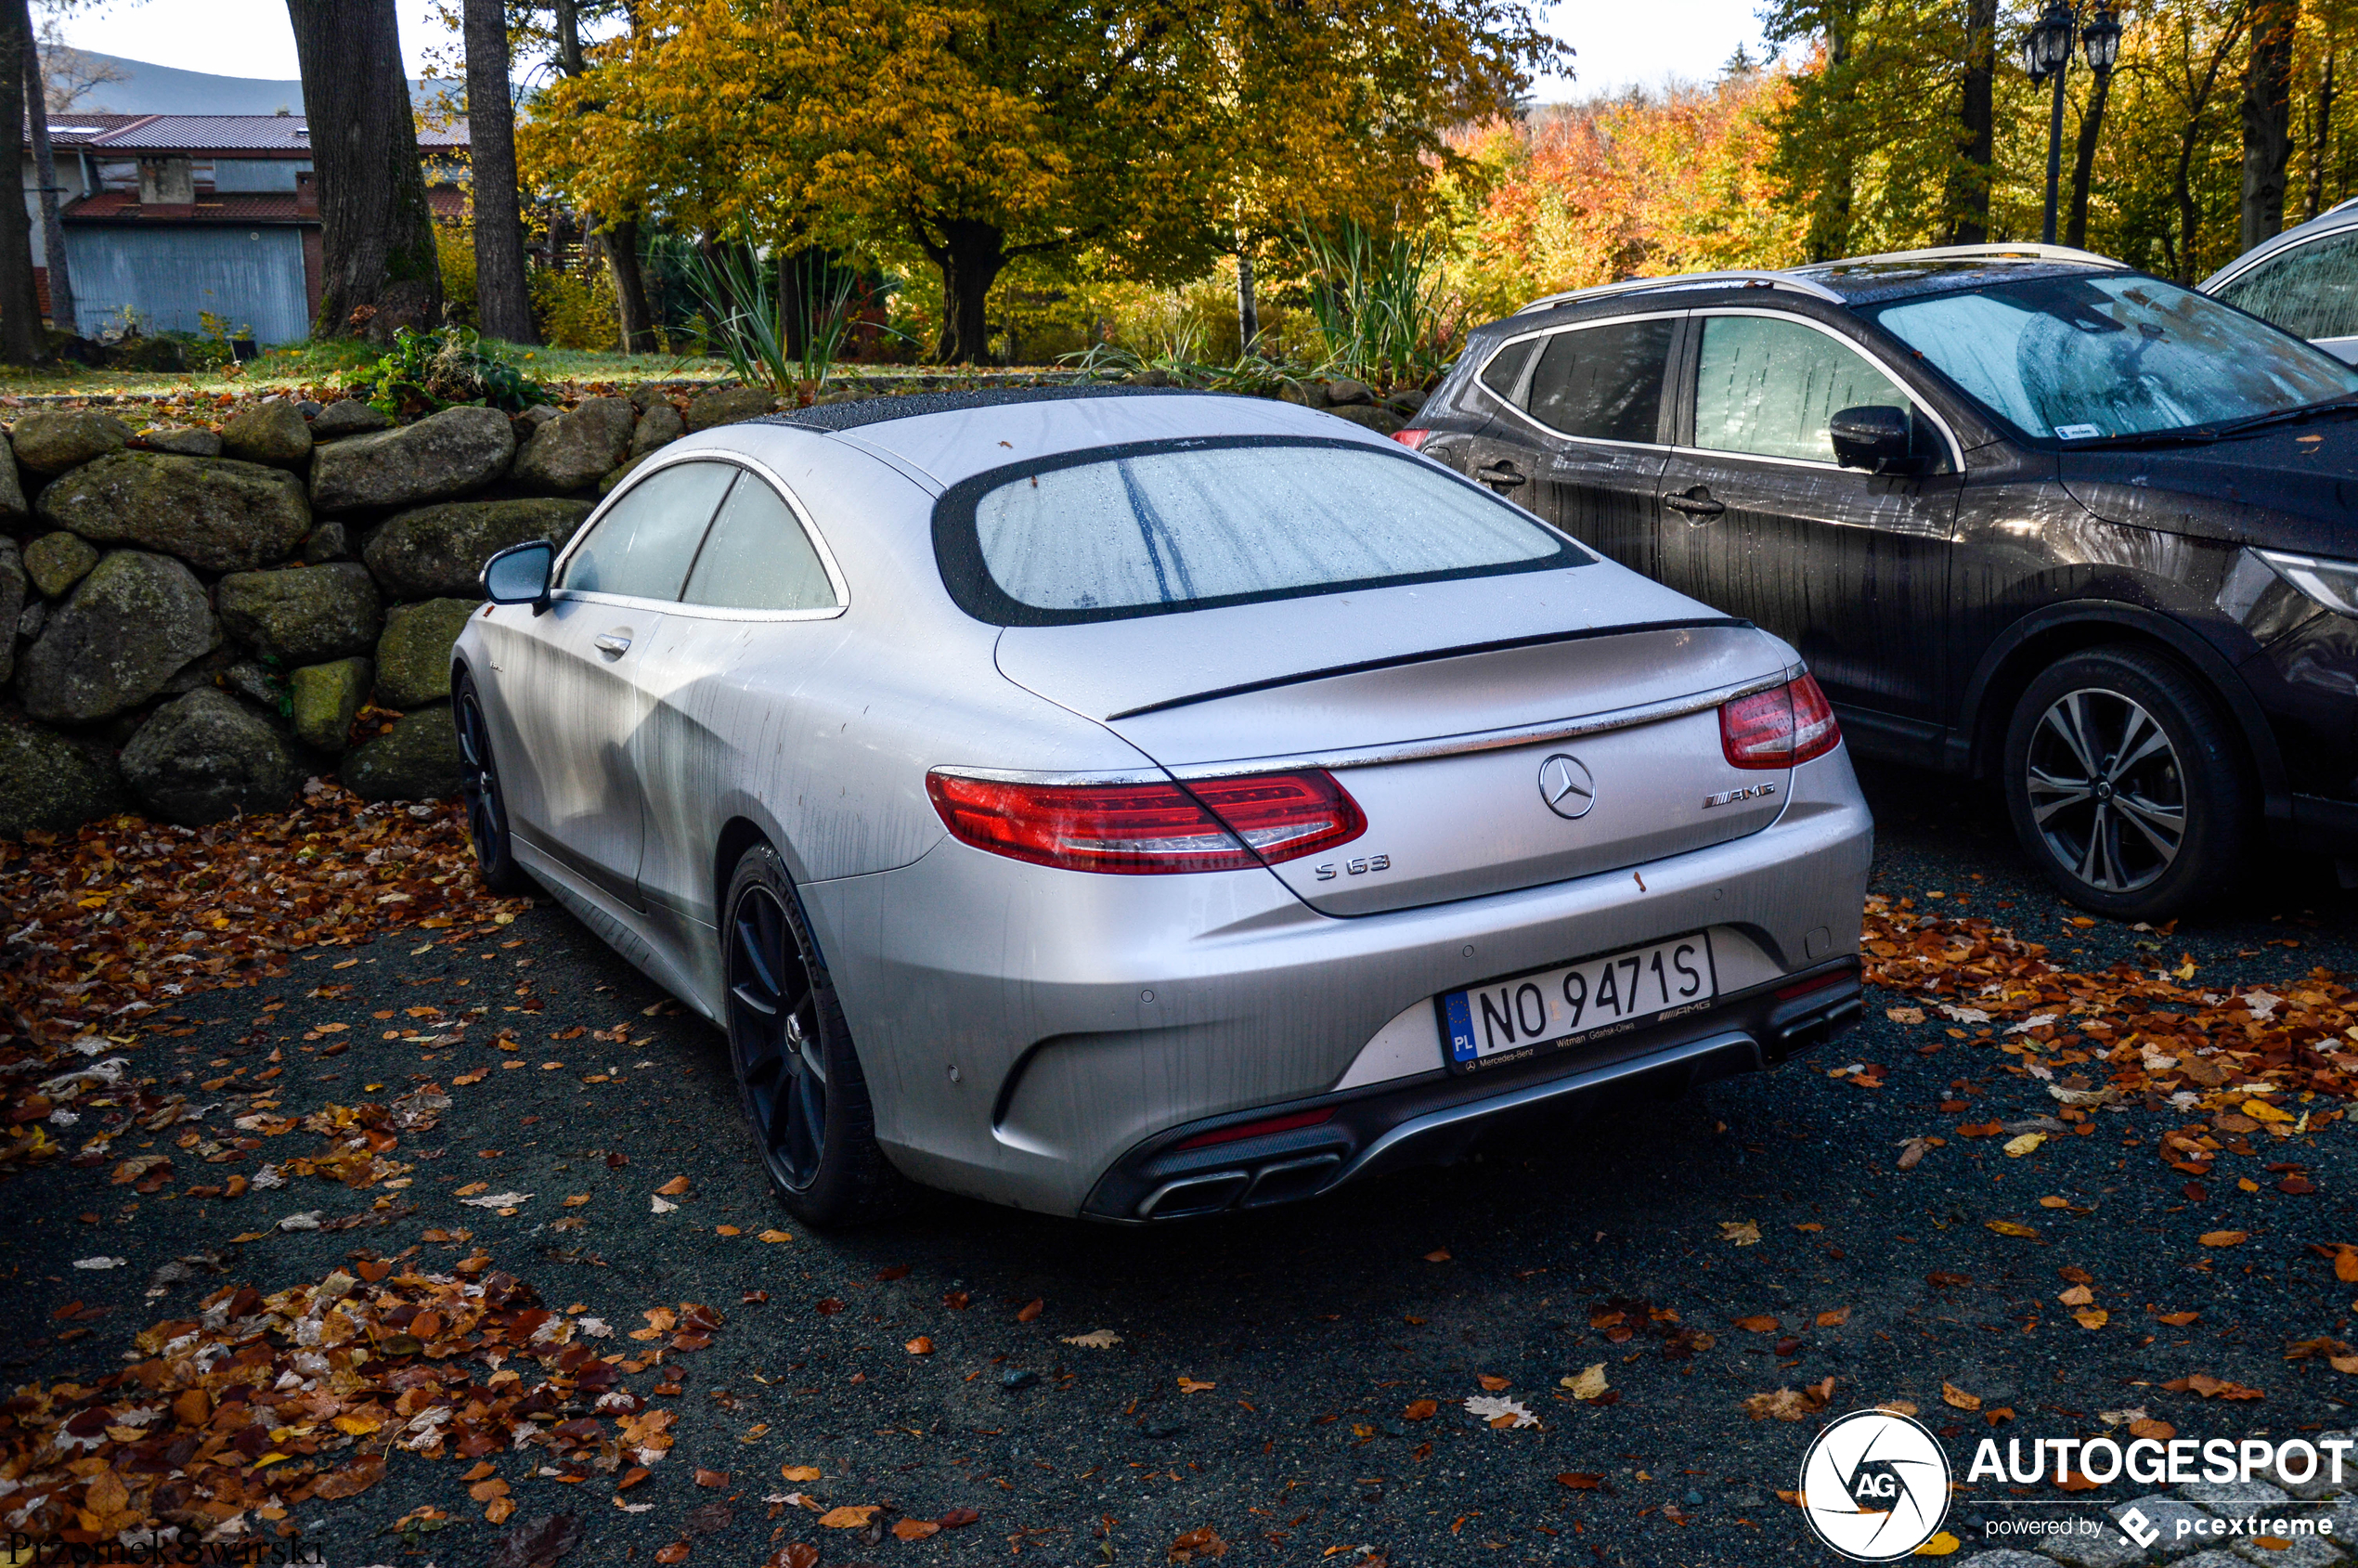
[1437,932,1717,1071]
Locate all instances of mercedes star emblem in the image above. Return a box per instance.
[1538,753,1596,820]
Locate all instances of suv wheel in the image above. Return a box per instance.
[722,843,906,1226]
[2002,644,2251,921]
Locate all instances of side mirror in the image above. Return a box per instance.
[1830,405,1926,476]
[481,538,555,613]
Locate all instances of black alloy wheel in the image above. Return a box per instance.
[2002,644,2251,922]
[721,843,904,1225]
[453,674,532,896]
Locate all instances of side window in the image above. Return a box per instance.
[558,460,738,600]
[1478,337,1538,404]
[1693,315,1916,464]
[2212,230,2358,341]
[1526,317,1678,443]
[680,470,838,611]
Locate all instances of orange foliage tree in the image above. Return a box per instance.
[1444,69,1810,316]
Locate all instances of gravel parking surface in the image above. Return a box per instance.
[10,761,2358,1566]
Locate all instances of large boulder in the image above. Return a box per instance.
[219,400,313,471]
[0,538,21,686]
[309,406,516,512]
[512,396,636,493]
[289,656,372,750]
[1322,403,1406,435]
[21,531,95,598]
[0,430,24,521]
[16,550,219,724]
[630,400,685,459]
[684,385,776,433]
[12,409,130,473]
[120,688,303,825]
[342,704,462,801]
[0,712,124,834]
[141,426,222,458]
[373,598,475,709]
[362,497,590,600]
[215,562,382,666]
[36,451,311,573]
[310,399,390,439]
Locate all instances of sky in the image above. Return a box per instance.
[58,0,1769,102]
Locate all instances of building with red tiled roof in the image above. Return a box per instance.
[24,113,470,343]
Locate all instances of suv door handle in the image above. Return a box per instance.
[592,630,633,657]
[1665,486,1725,519]
[1475,460,1527,490]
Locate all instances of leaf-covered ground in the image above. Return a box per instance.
[4,764,2357,1564]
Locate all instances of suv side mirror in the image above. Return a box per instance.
[1830,405,1925,476]
[481,538,555,613]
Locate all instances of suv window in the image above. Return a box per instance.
[560,460,738,600]
[1693,314,1911,463]
[2211,228,2358,342]
[681,470,837,611]
[1525,317,1677,443]
[1479,337,1538,403]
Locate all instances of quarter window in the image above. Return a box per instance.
[2211,229,2358,342]
[1692,315,1913,464]
[1525,317,1677,443]
[1479,337,1538,403]
[559,460,737,600]
[681,471,837,611]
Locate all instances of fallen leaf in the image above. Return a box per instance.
[2002,1133,2046,1158]
[1719,1220,1761,1245]
[655,1176,692,1197]
[1464,1393,1538,1428]
[1915,1531,1961,1556]
[1403,1399,1439,1420]
[2199,1230,2248,1248]
[650,1196,678,1214]
[1733,1315,1780,1333]
[1016,1298,1043,1322]
[693,1469,729,1489]
[1557,1472,1604,1489]
[906,1336,934,1355]
[1476,1373,1510,1392]
[1941,1382,1983,1412]
[2058,1285,2094,1307]
[2157,1311,2200,1327]
[1062,1328,1121,1349]
[1561,1364,1610,1401]
[1177,1375,1215,1393]
[1816,1306,1852,1328]
[1423,1248,1452,1263]
[820,1505,881,1528]
[894,1520,942,1541]
[484,1512,584,1568]
[758,1229,792,1243]
[1168,1526,1228,1563]
[2164,1374,2264,1400]
[780,1465,823,1483]
[1985,1220,2040,1238]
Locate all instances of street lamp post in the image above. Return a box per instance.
[2022,1,2123,245]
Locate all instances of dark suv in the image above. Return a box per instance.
[1404,244,2358,920]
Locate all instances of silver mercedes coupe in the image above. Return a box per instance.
[455,388,1872,1225]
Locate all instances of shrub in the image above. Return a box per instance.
[530,266,619,351]
[350,326,551,418]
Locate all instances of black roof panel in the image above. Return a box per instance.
[1786,257,2124,305]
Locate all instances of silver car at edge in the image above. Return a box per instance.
[453,387,1874,1225]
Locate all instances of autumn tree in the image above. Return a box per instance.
[526,0,1557,364]
[287,0,443,337]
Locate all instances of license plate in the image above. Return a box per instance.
[1437,933,1717,1072]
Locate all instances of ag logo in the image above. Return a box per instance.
[1798,1408,1951,1561]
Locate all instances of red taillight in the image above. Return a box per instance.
[1391,427,1432,450]
[1173,1108,1333,1150]
[1719,674,1841,770]
[926,770,1367,875]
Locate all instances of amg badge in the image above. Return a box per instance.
[1703,782,1780,809]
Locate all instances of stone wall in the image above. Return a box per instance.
[0,384,781,836]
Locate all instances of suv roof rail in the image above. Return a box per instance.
[1807,241,2128,269]
[1514,269,1846,315]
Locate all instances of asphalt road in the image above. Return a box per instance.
[11,760,2358,1567]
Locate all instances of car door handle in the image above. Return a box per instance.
[1665,487,1725,519]
[592,630,633,657]
[1475,461,1527,489]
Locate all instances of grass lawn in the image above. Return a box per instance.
[0,339,1059,403]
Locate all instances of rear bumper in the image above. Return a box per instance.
[1082,959,1863,1221]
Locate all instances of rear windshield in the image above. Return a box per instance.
[934,436,1587,626]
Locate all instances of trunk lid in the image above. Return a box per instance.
[996,573,1797,915]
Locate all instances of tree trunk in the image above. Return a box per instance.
[1951,0,1998,245]
[286,0,441,338]
[605,218,655,353]
[925,218,1005,365]
[0,0,41,361]
[551,0,585,74]
[23,31,69,332]
[2308,49,2338,221]
[2243,0,2300,251]
[2066,68,2114,249]
[1807,3,1857,263]
[463,0,534,343]
[1237,244,1258,353]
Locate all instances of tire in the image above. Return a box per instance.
[2002,644,2252,922]
[721,843,907,1226]
[453,672,535,898]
